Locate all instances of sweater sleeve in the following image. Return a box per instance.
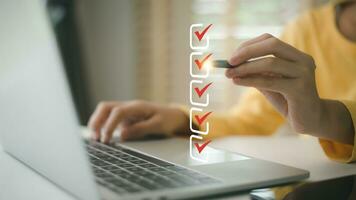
[319,100,356,163]
[184,88,285,140]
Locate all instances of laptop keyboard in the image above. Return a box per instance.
[84,140,219,195]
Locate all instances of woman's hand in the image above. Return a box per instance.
[226,33,322,134]
[88,100,189,143]
[226,33,354,145]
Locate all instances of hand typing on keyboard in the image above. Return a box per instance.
[88,101,190,143]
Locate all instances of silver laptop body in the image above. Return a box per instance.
[0,1,309,200]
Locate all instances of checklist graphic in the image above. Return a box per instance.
[190,80,210,107]
[188,24,214,162]
[190,52,210,78]
[194,53,212,70]
[190,24,212,50]
[189,135,209,162]
[189,107,210,135]
[194,82,212,98]
[195,111,212,126]
[194,140,211,153]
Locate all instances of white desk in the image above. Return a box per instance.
[1,134,355,200]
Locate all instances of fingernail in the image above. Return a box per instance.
[227,58,234,66]
[100,133,107,143]
[100,137,104,143]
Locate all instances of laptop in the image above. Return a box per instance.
[0,1,309,200]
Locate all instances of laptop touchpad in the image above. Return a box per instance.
[188,145,250,166]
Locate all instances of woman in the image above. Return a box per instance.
[88,0,356,163]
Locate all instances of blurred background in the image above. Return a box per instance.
[46,0,328,124]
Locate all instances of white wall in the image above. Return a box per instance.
[168,0,192,105]
[76,0,136,111]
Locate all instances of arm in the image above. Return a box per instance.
[319,100,356,162]
[318,100,354,145]
[225,33,355,162]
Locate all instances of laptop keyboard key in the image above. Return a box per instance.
[149,167,166,172]
[111,180,128,187]
[97,172,115,179]
[135,170,154,176]
[133,179,161,190]
[101,165,119,171]
[129,159,145,164]
[93,167,105,175]
[138,163,157,168]
[126,166,143,173]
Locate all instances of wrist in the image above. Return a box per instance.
[310,99,354,145]
[297,96,324,135]
[312,98,328,136]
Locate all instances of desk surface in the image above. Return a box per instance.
[1,134,355,200]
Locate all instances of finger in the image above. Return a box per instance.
[88,102,119,140]
[120,116,159,141]
[233,76,290,93]
[102,103,151,143]
[229,36,304,66]
[238,33,274,49]
[228,34,274,66]
[226,57,299,78]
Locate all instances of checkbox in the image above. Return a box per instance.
[190,24,212,50]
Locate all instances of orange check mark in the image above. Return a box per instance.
[194,140,211,154]
[194,24,213,41]
[194,82,212,98]
[194,111,212,125]
[194,53,212,70]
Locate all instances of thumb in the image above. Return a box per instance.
[120,117,158,141]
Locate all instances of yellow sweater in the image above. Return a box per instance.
[192,4,356,163]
